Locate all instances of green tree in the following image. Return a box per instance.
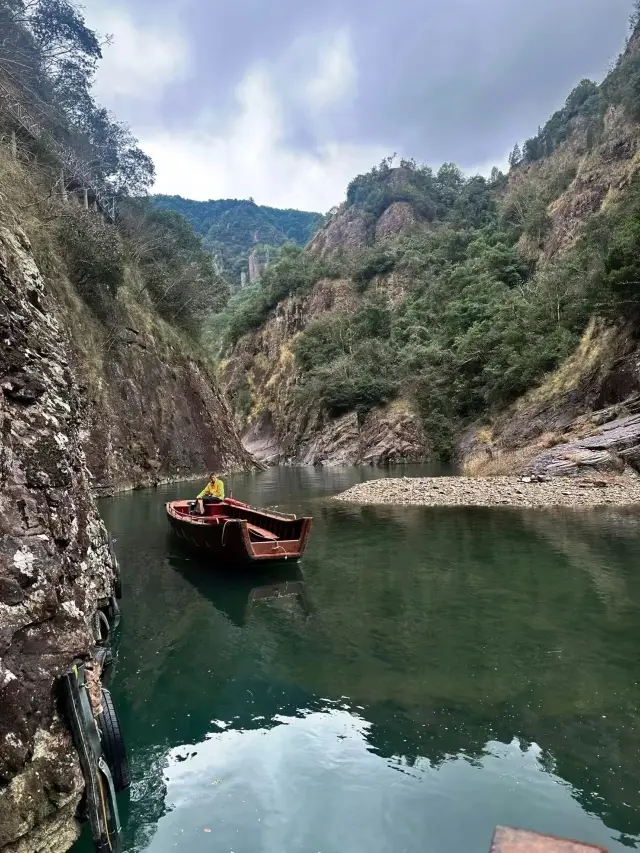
[508,143,522,169]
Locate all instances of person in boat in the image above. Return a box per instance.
[196,473,225,515]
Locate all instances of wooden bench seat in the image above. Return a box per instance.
[246,523,279,541]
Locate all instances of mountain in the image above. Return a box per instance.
[151,196,323,285]
[217,22,640,471]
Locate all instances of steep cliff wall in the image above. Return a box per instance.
[459,97,640,474]
[223,41,640,471]
[0,156,252,848]
[65,284,251,495]
[460,320,640,477]
[0,221,116,852]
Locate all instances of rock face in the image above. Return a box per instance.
[460,322,640,478]
[243,403,430,467]
[541,108,639,261]
[0,223,116,851]
[222,277,431,466]
[223,178,435,467]
[80,336,250,496]
[374,202,417,241]
[248,249,262,284]
[307,205,369,257]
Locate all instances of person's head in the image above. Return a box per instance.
[210,473,218,483]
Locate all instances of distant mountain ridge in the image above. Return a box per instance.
[151,195,323,285]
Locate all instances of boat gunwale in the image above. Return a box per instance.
[166,500,312,528]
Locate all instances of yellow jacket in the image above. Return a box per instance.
[197,478,225,500]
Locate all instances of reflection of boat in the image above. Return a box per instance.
[167,553,311,626]
[247,579,312,618]
[166,497,313,565]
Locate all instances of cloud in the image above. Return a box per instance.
[81,0,633,209]
[141,56,386,210]
[305,30,356,114]
[82,2,190,108]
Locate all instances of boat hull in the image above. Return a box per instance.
[166,500,312,566]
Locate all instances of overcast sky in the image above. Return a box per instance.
[82,0,632,212]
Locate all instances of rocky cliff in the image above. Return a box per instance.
[459,56,640,476]
[461,320,640,478]
[0,220,116,852]
[75,297,251,495]
[222,273,431,466]
[0,165,251,848]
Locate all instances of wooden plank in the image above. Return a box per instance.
[246,523,279,541]
[491,827,607,853]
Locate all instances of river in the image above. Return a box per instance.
[74,464,640,853]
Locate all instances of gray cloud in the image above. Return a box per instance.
[110,0,632,167]
[85,0,633,207]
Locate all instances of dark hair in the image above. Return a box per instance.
[210,473,217,479]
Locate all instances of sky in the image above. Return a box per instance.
[82,0,633,212]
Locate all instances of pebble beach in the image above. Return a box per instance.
[334,475,640,508]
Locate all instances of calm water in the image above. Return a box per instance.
[77,465,640,853]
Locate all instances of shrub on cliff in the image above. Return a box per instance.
[118,200,229,336]
[351,246,396,291]
[57,208,124,323]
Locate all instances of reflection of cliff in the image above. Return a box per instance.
[521,509,640,616]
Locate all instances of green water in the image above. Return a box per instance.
[83,465,640,853]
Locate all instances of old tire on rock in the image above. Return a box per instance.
[97,687,130,792]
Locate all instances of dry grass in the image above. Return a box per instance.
[517,318,619,409]
[462,447,538,477]
[462,427,567,476]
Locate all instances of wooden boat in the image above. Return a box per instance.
[166,497,313,565]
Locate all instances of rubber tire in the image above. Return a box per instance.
[97,687,130,792]
[94,610,110,645]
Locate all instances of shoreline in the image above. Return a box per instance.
[334,475,640,509]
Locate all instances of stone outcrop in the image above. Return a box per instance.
[375,202,417,241]
[307,204,369,257]
[542,108,639,261]
[0,223,116,851]
[522,407,640,478]
[244,403,429,467]
[248,248,262,284]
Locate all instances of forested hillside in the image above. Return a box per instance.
[218,11,640,465]
[151,195,322,285]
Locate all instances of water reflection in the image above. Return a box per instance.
[167,550,310,626]
[86,468,640,853]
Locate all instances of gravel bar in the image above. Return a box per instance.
[334,475,640,508]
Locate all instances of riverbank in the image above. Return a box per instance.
[334,474,640,508]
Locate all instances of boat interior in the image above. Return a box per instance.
[172,500,308,543]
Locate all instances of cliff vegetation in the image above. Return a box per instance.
[151,195,322,287]
[219,10,640,464]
